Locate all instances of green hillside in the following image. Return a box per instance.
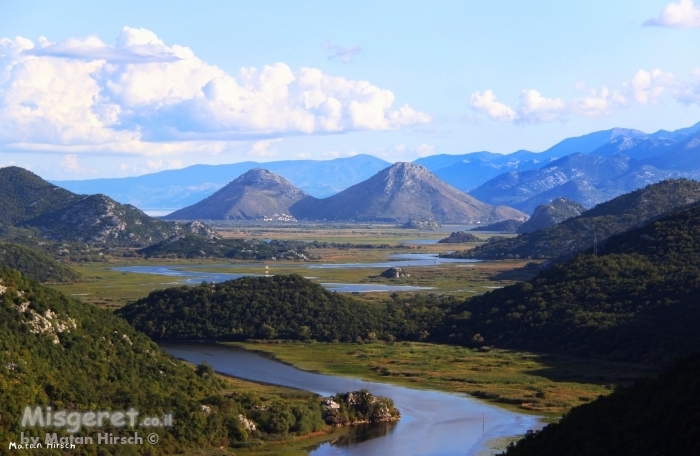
[457,179,700,260]
[440,202,700,365]
[503,350,700,456]
[116,274,449,342]
[0,267,337,453]
[0,242,81,283]
[0,166,218,250]
[138,235,315,260]
[0,166,80,225]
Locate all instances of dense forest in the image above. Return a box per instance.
[0,242,81,283]
[503,350,700,456]
[117,274,453,342]
[454,179,700,261]
[138,234,317,260]
[439,202,700,365]
[0,267,359,453]
[437,231,481,243]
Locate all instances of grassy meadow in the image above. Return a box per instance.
[229,341,655,420]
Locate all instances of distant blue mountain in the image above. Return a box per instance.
[468,124,700,213]
[50,121,700,214]
[414,127,649,191]
[53,155,390,210]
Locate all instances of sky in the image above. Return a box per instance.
[1,0,700,180]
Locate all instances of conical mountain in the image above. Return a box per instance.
[165,168,309,220]
[290,162,526,223]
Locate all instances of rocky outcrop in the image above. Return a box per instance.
[380,267,410,279]
[400,219,441,230]
[321,390,401,427]
[516,197,587,234]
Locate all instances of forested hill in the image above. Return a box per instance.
[0,267,333,452]
[0,242,81,283]
[0,166,80,225]
[441,202,700,366]
[503,350,700,456]
[0,166,216,249]
[459,179,700,261]
[116,274,451,342]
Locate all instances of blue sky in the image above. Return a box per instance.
[1,0,700,179]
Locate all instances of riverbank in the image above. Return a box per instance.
[227,340,656,420]
[164,343,541,455]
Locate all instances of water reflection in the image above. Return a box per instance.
[309,421,399,452]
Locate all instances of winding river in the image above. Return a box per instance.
[162,343,541,456]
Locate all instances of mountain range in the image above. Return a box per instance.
[168,163,526,224]
[459,179,700,261]
[46,121,700,215]
[54,154,390,210]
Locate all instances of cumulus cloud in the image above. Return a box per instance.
[469,90,517,122]
[517,90,565,123]
[323,41,362,63]
[0,27,430,156]
[622,69,675,104]
[644,0,700,28]
[470,68,686,123]
[470,89,562,123]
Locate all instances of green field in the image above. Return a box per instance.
[229,340,655,420]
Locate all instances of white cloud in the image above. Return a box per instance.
[517,90,565,123]
[470,68,683,123]
[323,41,362,63]
[59,154,96,175]
[623,69,675,104]
[644,0,700,28]
[247,139,282,157]
[469,89,562,123]
[570,87,626,116]
[0,27,430,156]
[469,90,517,122]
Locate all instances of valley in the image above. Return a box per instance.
[3,126,700,455]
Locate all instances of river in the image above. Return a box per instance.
[162,343,541,456]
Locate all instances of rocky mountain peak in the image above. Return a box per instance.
[238,168,284,185]
[380,162,434,194]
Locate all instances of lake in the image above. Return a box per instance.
[162,343,541,456]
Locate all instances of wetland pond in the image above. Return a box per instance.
[162,343,541,456]
[114,253,479,293]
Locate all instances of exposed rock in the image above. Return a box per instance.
[400,219,441,230]
[321,390,401,427]
[380,267,410,279]
[438,231,481,243]
[516,197,587,234]
[238,414,257,431]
